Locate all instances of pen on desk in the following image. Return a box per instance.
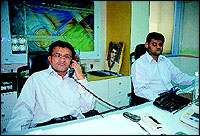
[173,106,186,115]
[173,109,180,115]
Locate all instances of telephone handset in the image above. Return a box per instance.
[68,59,75,78]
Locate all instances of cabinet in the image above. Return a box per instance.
[88,76,131,113]
[1,92,17,132]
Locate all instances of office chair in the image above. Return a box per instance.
[17,51,50,97]
[129,44,148,106]
[130,44,147,62]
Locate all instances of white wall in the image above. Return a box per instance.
[130,1,149,52]
[168,57,199,76]
[180,1,199,56]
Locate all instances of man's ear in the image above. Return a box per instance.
[145,42,148,48]
[48,56,52,64]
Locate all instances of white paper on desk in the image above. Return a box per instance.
[28,114,148,135]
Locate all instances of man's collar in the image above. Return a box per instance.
[47,65,70,78]
[145,52,154,63]
[47,66,56,76]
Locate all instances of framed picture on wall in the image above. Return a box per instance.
[104,41,125,75]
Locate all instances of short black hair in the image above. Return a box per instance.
[146,32,165,43]
[48,41,76,60]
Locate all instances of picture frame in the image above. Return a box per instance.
[104,41,125,75]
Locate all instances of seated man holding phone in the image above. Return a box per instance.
[6,41,98,132]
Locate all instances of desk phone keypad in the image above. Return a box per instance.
[180,105,199,129]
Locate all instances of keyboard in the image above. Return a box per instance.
[87,71,112,76]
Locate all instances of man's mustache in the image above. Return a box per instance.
[57,62,67,65]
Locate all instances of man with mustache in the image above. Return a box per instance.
[131,32,195,105]
[6,41,97,132]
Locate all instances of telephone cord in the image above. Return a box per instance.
[72,77,121,110]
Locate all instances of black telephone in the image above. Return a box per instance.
[68,60,75,78]
[153,87,190,112]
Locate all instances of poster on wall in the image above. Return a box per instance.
[9,1,94,53]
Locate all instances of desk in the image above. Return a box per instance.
[87,75,131,113]
[2,102,199,135]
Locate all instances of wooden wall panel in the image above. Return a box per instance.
[106,1,131,76]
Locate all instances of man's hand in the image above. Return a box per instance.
[71,60,84,80]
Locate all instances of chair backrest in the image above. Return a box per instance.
[130,44,146,60]
[129,44,147,106]
[17,51,50,97]
[28,51,50,75]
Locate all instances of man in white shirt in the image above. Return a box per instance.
[131,32,195,105]
[6,41,97,132]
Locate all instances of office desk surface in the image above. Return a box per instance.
[2,102,199,135]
